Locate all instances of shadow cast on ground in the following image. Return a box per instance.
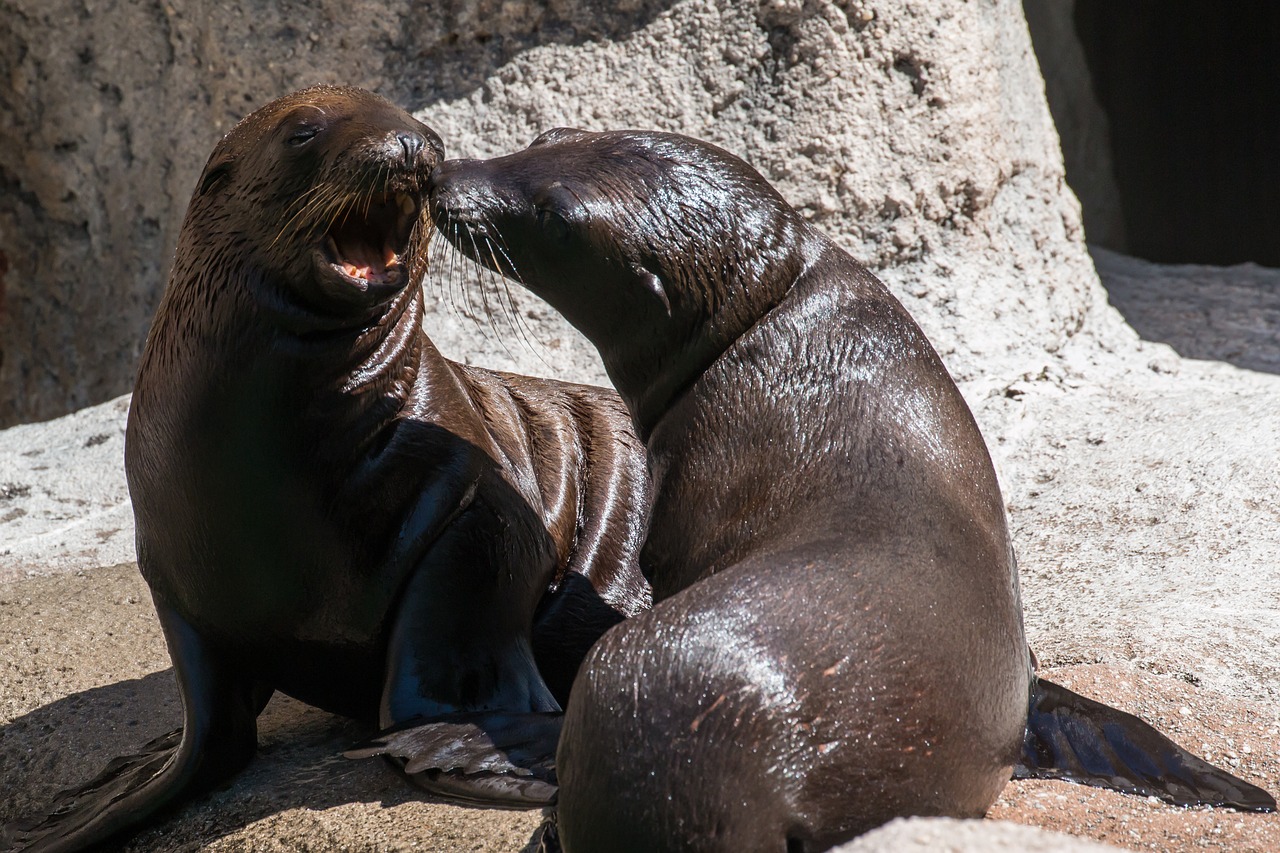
[0,565,545,850]
[1094,245,1280,375]
[1,668,409,847]
[0,669,551,851]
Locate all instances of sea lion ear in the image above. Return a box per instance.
[199,160,232,196]
[530,127,590,147]
[633,265,671,317]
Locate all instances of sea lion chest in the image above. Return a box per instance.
[125,337,413,681]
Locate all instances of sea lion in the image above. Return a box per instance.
[2,90,652,852]
[427,128,1276,852]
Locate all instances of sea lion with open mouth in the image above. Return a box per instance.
[2,90,652,853]
[428,128,1275,852]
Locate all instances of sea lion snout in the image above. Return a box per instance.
[385,124,445,172]
[428,159,503,228]
[396,130,426,165]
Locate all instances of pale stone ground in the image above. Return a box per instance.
[3,253,1280,850]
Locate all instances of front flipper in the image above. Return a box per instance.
[1,598,267,852]
[1014,677,1276,811]
[363,500,565,809]
[346,711,562,807]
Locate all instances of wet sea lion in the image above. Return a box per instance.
[2,90,652,852]
[428,128,1276,851]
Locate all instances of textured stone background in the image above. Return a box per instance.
[4,1,1280,851]
[1,0,1109,426]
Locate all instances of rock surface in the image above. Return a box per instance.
[3,0,1106,425]
[834,816,1125,852]
[0,395,132,584]
[4,257,1280,850]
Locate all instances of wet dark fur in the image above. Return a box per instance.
[429,129,1275,852]
[2,89,652,853]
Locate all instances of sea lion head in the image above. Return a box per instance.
[429,129,820,433]
[179,85,444,329]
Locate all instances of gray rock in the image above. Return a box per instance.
[833,817,1127,852]
[2,0,1109,424]
[1094,246,1280,376]
[0,394,133,583]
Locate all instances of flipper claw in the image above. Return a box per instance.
[345,711,562,808]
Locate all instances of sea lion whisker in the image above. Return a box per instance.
[362,163,386,219]
[481,236,535,355]
[437,219,461,317]
[441,218,463,318]
[454,221,489,338]
[272,184,341,248]
[486,231,525,285]
[288,183,350,241]
[479,236,521,326]
[423,226,451,307]
[482,236,552,367]
[466,228,512,355]
[299,191,348,242]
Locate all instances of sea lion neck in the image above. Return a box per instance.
[428,129,824,440]
[611,225,826,441]
[147,229,425,385]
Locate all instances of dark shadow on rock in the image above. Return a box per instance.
[1093,246,1280,375]
[0,671,181,828]
[0,669,531,850]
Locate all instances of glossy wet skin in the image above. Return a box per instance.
[429,128,814,437]
[130,87,452,705]
[430,130,1273,852]
[431,128,1032,849]
[5,91,654,851]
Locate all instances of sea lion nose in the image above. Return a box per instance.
[397,131,426,165]
[428,160,501,235]
[428,159,478,208]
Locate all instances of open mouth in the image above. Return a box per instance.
[323,191,421,287]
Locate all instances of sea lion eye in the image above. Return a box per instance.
[536,207,572,243]
[287,125,321,147]
[534,184,580,243]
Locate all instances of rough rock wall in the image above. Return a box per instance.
[1021,0,1125,251]
[0,0,1115,426]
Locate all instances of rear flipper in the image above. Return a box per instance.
[1,598,266,852]
[1,729,180,851]
[345,711,562,808]
[1014,677,1276,811]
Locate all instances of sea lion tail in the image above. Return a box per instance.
[344,711,561,808]
[1013,677,1276,811]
